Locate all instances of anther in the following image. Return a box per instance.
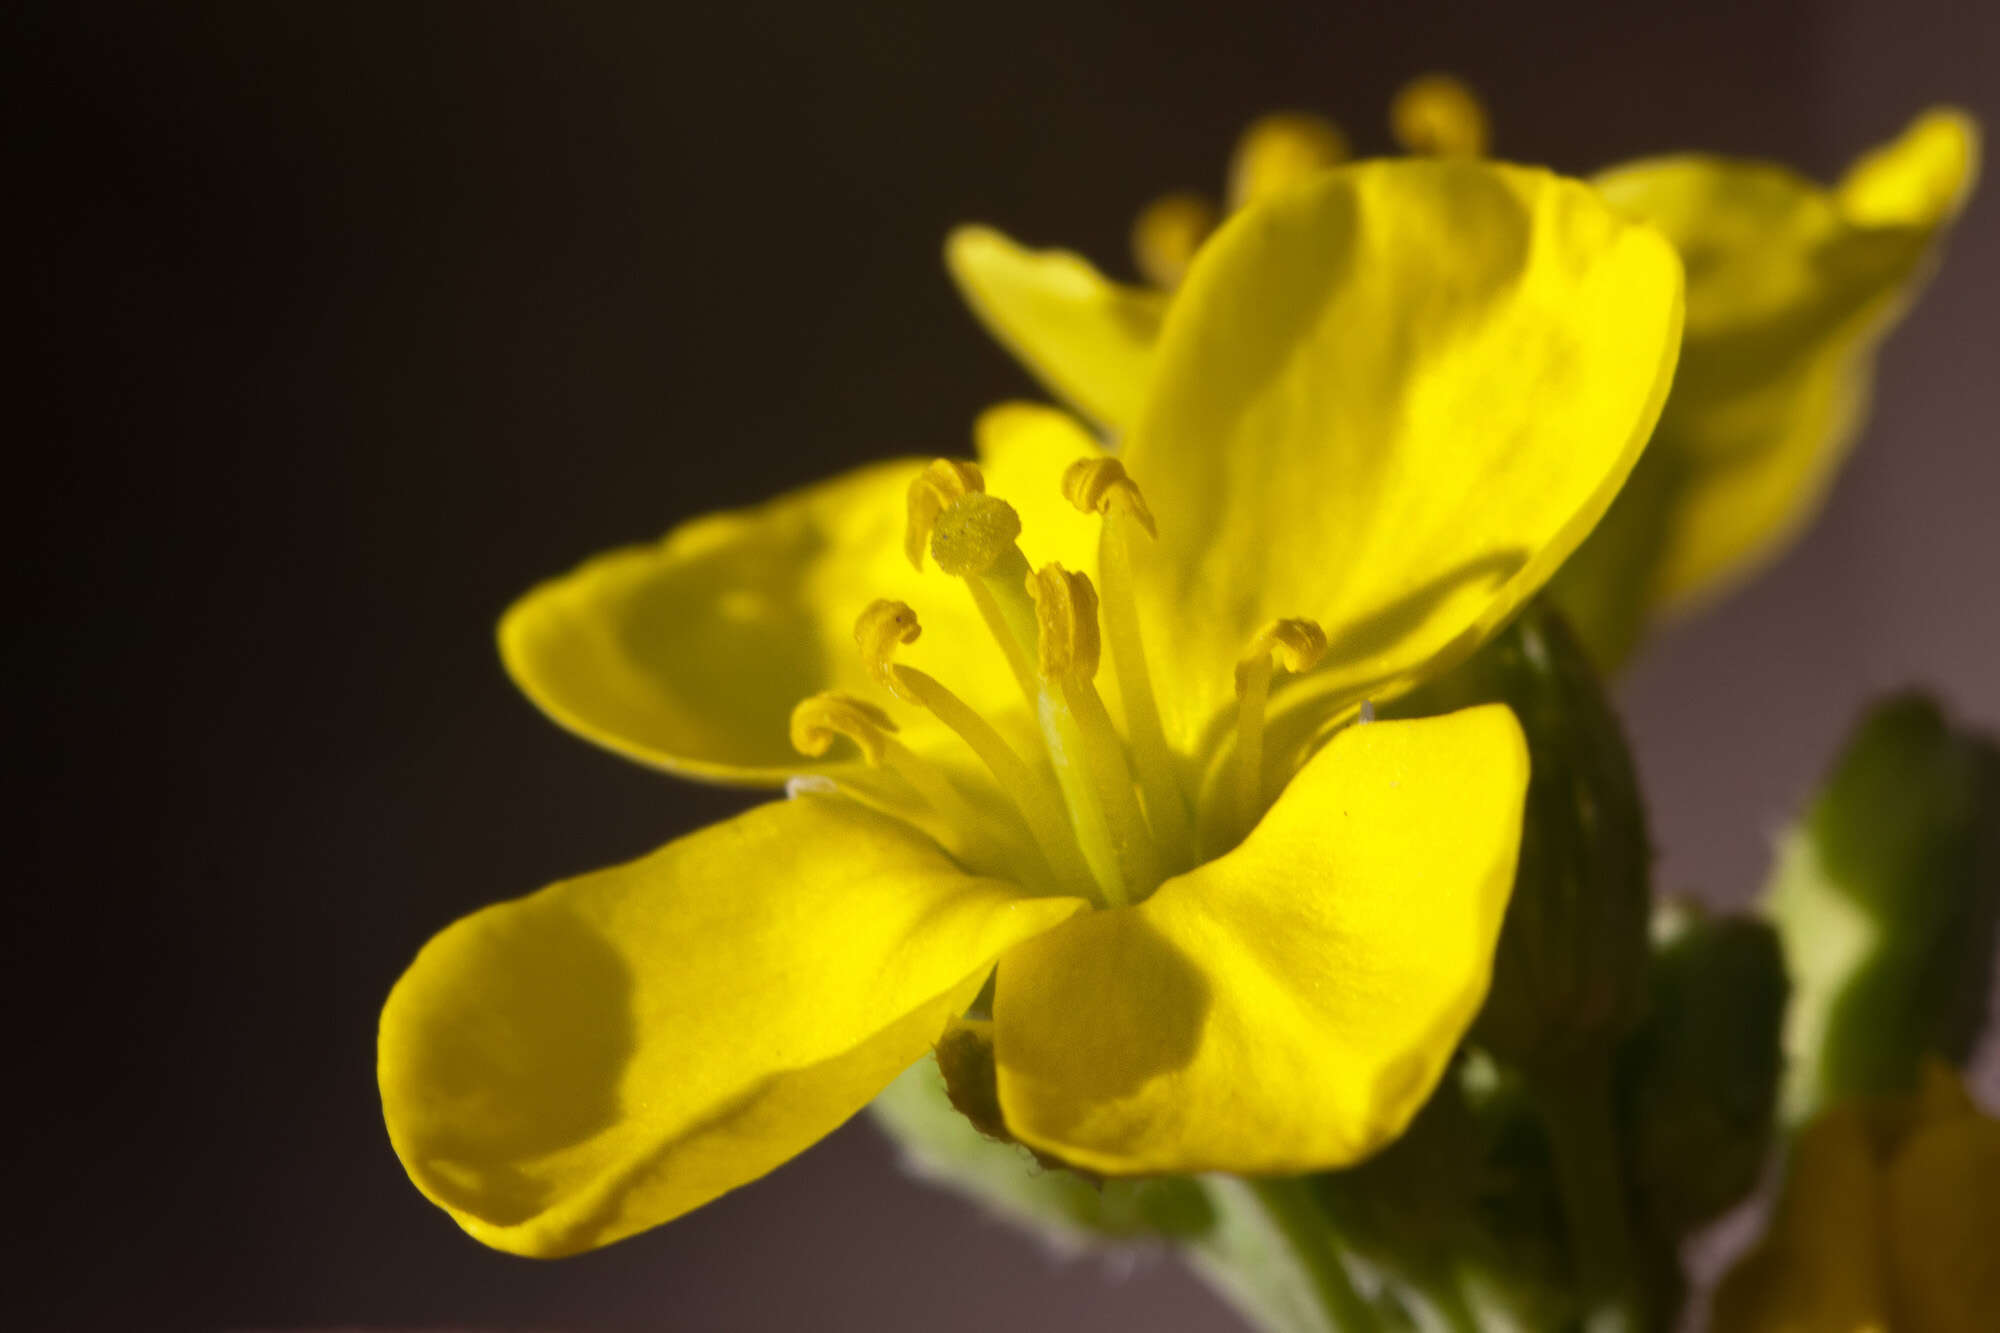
[1389,73,1490,158]
[1024,564,1101,680]
[1061,457,1157,538]
[1130,191,1218,289]
[1228,111,1351,210]
[855,598,922,700]
[1234,618,1330,695]
[905,458,986,571]
[930,493,1024,578]
[789,693,898,765]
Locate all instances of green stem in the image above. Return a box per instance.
[1536,1056,1644,1333]
[1195,1176,1375,1333]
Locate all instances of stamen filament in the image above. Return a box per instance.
[1233,618,1329,839]
[1064,457,1194,871]
[894,665,1098,896]
[1025,562,1164,906]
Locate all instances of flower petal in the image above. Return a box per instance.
[946,225,1165,433]
[1883,1097,2000,1333]
[1554,109,1980,667]
[1709,1105,1892,1333]
[500,437,1079,786]
[1118,159,1684,752]
[992,706,1525,1175]
[379,794,1085,1256]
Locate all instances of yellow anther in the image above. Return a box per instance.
[930,492,1023,578]
[789,693,898,765]
[854,598,922,699]
[1061,457,1158,538]
[1025,563,1101,680]
[1228,111,1351,210]
[1235,618,1329,694]
[1130,191,1218,288]
[1389,73,1490,158]
[905,458,986,570]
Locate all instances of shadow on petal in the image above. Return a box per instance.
[386,900,636,1228]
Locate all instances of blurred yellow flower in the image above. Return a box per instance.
[1711,1062,2000,1333]
[378,159,1681,1258]
[949,96,1978,669]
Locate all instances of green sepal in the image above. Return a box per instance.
[1763,691,2000,1123]
[869,1054,1215,1246]
[1616,901,1787,1238]
[1389,599,1653,1067]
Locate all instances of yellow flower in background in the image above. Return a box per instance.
[1710,1062,2000,1333]
[952,88,1979,670]
[377,159,1683,1258]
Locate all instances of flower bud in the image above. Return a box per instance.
[1387,599,1652,1067]
[1617,902,1788,1236]
[1762,692,2000,1123]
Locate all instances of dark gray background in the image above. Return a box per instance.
[17,1,1995,1327]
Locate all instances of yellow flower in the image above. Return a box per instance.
[952,95,1978,669]
[1710,1062,2000,1333]
[377,159,1683,1258]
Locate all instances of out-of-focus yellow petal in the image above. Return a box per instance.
[1711,1106,1892,1333]
[1883,1096,2000,1333]
[945,225,1165,433]
[992,707,1525,1175]
[1556,109,1980,667]
[1119,159,1683,752]
[380,795,1085,1256]
[500,451,1060,785]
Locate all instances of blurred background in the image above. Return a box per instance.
[16,1,1996,1327]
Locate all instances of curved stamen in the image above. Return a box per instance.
[1234,618,1329,836]
[852,601,1096,897]
[1062,458,1193,870]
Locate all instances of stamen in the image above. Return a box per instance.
[1389,73,1490,158]
[851,603,1096,896]
[790,690,1034,876]
[1061,458,1192,869]
[1234,618,1329,834]
[1027,563,1163,905]
[855,598,924,703]
[1130,191,1218,289]
[1228,111,1351,210]
[789,691,899,766]
[905,458,986,571]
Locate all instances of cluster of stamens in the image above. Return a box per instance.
[789,457,1326,908]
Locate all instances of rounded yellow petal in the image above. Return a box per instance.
[992,706,1525,1175]
[500,457,1042,785]
[1557,109,1981,664]
[1883,1103,2000,1333]
[945,224,1166,432]
[1119,159,1683,751]
[379,795,1085,1256]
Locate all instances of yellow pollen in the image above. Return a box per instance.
[930,492,1023,577]
[1235,618,1330,694]
[789,692,898,765]
[1228,111,1351,210]
[854,598,923,700]
[1024,563,1101,680]
[1130,191,1218,289]
[1061,456,1158,537]
[905,458,985,571]
[1389,73,1490,157]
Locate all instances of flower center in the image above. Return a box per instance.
[790,455,1324,909]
